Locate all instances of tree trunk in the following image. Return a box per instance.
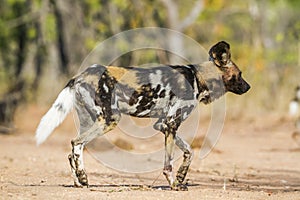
[161,0,203,64]
[0,81,25,133]
[51,0,70,75]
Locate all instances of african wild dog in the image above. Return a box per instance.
[36,41,250,191]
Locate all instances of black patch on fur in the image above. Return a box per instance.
[187,64,210,99]
[128,83,159,116]
[95,70,118,125]
[65,78,75,88]
[169,90,176,101]
[170,65,196,89]
[159,89,166,98]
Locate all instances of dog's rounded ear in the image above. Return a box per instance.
[209,41,231,67]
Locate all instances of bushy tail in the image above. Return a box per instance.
[35,86,75,146]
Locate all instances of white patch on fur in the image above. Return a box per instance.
[73,144,84,170]
[103,84,109,93]
[183,111,188,120]
[35,87,74,145]
[137,109,151,116]
[149,70,162,86]
[90,64,98,68]
[193,79,199,99]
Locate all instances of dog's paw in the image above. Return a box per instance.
[76,169,89,187]
[171,182,188,191]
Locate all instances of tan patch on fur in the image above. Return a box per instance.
[106,66,129,80]
[106,66,139,89]
[83,74,99,87]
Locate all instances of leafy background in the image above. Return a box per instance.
[0,0,299,129]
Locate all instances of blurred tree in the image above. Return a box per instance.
[0,0,30,132]
[31,0,48,90]
[50,0,70,75]
[160,0,204,63]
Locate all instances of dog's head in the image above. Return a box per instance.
[209,41,250,95]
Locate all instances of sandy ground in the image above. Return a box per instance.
[1,105,300,200]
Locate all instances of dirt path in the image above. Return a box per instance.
[0,106,300,199]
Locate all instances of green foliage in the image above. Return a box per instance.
[0,0,299,113]
[44,14,57,42]
[286,0,300,8]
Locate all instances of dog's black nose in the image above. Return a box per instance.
[241,81,251,94]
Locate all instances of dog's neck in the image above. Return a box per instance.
[194,61,226,104]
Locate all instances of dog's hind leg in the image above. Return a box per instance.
[69,113,120,187]
[69,85,120,187]
[68,141,87,187]
[68,119,104,187]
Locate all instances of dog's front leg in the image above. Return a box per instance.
[68,141,88,187]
